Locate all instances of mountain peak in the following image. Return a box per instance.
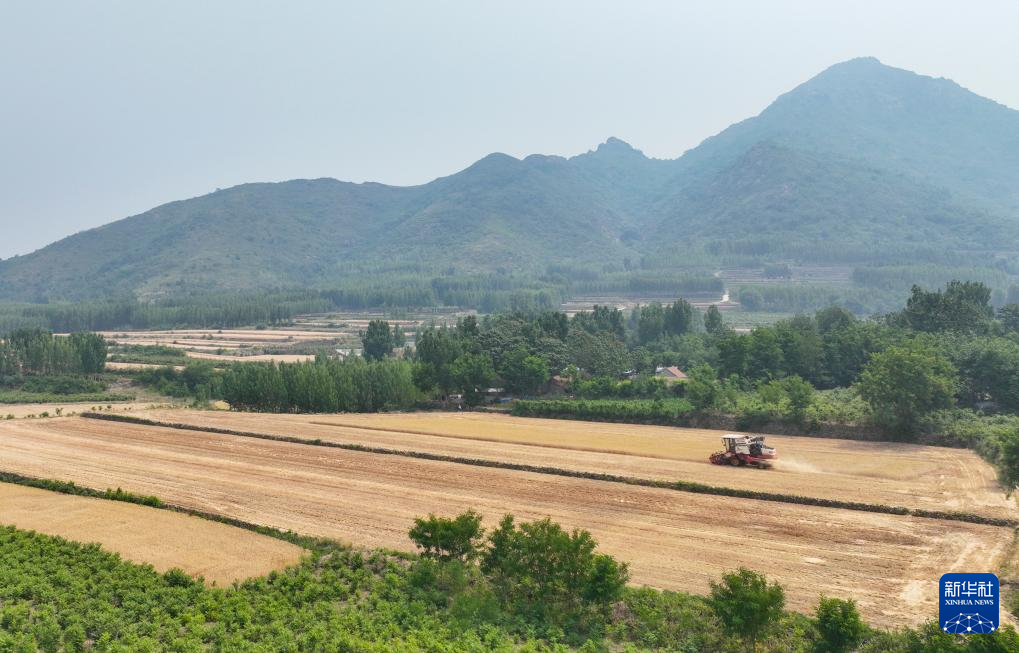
[573,137,647,163]
[829,56,883,69]
[599,136,635,151]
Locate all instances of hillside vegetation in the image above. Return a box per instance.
[1,58,1018,303]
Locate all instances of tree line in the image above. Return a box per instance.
[0,329,106,377]
[220,356,417,413]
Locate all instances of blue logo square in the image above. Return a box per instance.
[939,573,998,633]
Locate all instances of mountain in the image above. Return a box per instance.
[670,57,1019,213]
[1,57,1017,302]
[651,141,1012,263]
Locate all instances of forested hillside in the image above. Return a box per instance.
[1,58,1017,303]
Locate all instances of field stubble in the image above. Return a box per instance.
[0,416,1015,625]
[0,482,304,584]
[137,410,1017,520]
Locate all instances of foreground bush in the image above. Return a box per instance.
[1,519,1017,652]
[411,512,628,638]
[709,567,786,652]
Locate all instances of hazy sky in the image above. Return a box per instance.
[2,1,1018,258]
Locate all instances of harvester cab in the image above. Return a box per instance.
[709,434,777,468]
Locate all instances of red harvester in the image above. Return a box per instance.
[709,434,777,468]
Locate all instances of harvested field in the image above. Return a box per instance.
[0,417,1014,624]
[0,482,304,585]
[105,361,186,371]
[100,328,347,344]
[135,409,1017,520]
[100,328,355,363]
[1,401,172,419]
[185,352,315,363]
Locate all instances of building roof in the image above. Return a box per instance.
[656,366,687,380]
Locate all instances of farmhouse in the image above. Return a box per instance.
[654,366,687,383]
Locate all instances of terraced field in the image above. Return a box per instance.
[0,416,1015,624]
[0,482,304,584]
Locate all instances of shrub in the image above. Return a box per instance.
[409,511,485,562]
[814,596,865,653]
[857,340,957,435]
[685,364,722,411]
[709,567,785,652]
[162,568,195,588]
[481,514,629,630]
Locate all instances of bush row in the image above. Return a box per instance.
[512,398,694,423]
[0,472,163,507]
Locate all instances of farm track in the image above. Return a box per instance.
[134,409,1017,522]
[0,416,1015,624]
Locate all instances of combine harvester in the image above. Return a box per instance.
[709,434,777,468]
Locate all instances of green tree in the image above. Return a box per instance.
[360,319,394,361]
[68,332,107,374]
[704,305,726,336]
[901,281,994,333]
[637,303,666,345]
[775,316,822,383]
[819,320,891,388]
[536,311,570,340]
[62,623,87,653]
[392,325,406,348]
[998,429,1019,495]
[413,326,463,395]
[709,567,785,652]
[481,515,628,628]
[717,332,749,377]
[739,288,764,311]
[664,299,698,336]
[456,315,481,342]
[450,352,496,406]
[572,305,626,339]
[815,306,855,334]
[746,328,784,381]
[686,363,722,411]
[814,596,864,653]
[409,511,485,562]
[781,375,815,422]
[999,304,1019,333]
[953,337,1019,411]
[567,329,630,378]
[857,340,958,434]
[499,348,550,396]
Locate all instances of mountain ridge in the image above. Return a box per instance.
[2,57,1018,301]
